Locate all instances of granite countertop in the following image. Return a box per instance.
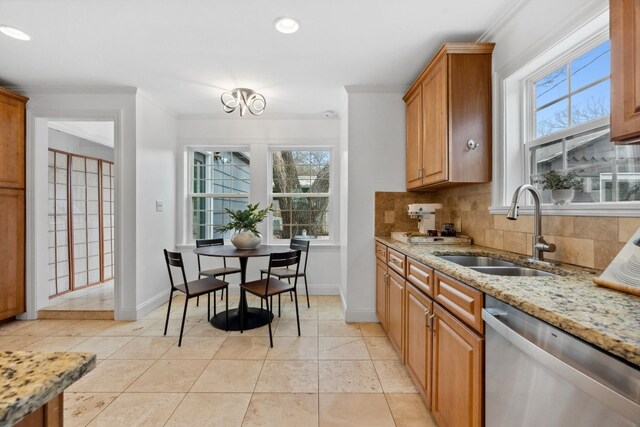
[0,351,96,425]
[376,236,640,367]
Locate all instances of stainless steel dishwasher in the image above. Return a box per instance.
[483,295,640,427]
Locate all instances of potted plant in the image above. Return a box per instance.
[215,203,273,249]
[534,170,582,205]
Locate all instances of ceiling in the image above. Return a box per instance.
[0,0,513,116]
[48,120,114,147]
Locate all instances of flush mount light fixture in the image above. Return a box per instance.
[221,88,266,117]
[273,17,300,34]
[0,25,31,41]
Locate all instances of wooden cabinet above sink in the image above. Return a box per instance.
[403,43,494,190]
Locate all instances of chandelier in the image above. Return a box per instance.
[221,88,266,116]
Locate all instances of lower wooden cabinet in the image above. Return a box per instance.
[405,283,433,405]
[0,188,25,320]
[375,258,388,330]
[431,304,483,427]
[387,269,405,355]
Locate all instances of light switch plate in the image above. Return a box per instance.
[155,200,164,212]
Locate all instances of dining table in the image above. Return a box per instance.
[193,244,292,331]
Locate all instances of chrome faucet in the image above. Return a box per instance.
[506,184,556,263]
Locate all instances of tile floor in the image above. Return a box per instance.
[1,293,437,427]
[42,281,115,311]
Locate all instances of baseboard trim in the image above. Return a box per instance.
[132,289,171,320]
[344,308,379,323]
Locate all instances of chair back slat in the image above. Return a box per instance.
[290,239,310,274]
[195,238,225,271]
[265,250,301,296]
[164,249,190,294]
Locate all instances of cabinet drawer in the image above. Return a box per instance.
[434,272,483,334]
[407,258,434,297]
[375,242,388,262]
[387,248,406,277]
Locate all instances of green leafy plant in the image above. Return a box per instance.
[534,170,582,190]
[214,203,273,236]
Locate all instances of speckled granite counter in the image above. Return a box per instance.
[376,236,640,367]
[0,351,96,426]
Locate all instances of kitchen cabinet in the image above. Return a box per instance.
[434,272,484,334]
[0,88,27,320]
[403,43,494,190]
[611,0,640,143]
[431,304,483,427]
[387,268,405,356]
[375,257,388,330]
[405,282,433,406]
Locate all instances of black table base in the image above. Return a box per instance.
[210,307,274,331]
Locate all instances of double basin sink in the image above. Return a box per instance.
[438,255,557,277]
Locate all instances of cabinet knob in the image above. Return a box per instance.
[466,139,479,150]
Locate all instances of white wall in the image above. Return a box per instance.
[342,88,406,322]
[134,92,178,316]
[339,92,349,307]
[48,128,114,161]
[176,116,342,294]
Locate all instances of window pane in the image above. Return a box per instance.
[535,66,568,108]
[192,196,248,240]
[272,196,329,240]
[536,99,568,137]
[272,150,331,194]
[616,145,640,202]
[571,40,610,91]
[571,80,610,126]
[192,150,250,195]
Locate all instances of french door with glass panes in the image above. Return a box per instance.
[47,149,114,297]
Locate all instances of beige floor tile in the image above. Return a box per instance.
[214,336,269,360]
[144,303,173,319]
[87,392,184,427]
[280,305,318,320]
[275,320,318,337]
[68,336,135,360]
[318,337,370,360]
[316,296,342,306]
[317,306,344,320]
[98,319,160,336]
[243,393,319,427]
[140,318,198,336]
[318,321,362,337]
[67,359,153,393]
[11,319,80,336]
[358,323,386,337]
[52,320,117,336]
[319,360,382,393]
[64,392,119,427]
[21,336,87,352]
[185,319,231,337]
[255,360,318,393]
[0,335,43,350]
[230,320,278,337]
[374,360,418,393]
[319,393,395,427]
[385,393,437,427]
[364,337,400,360]
[191,360,263,392]
[127,359,208,392]
[161,336,226,359]
[108,336,175,359]
[165,392,251,427]
[266,337,318,360]
[0,321,31,335]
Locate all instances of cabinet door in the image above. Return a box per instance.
[0,188,25,319]
[375,258,388,329]
[405,284,433,405]
[421,55,448,185]
[405,87,423,189]
[0,91,26,189]
[387,269,405,356]
[432,304,482,427]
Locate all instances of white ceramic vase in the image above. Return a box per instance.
[230,230,262,249]
[551,189,575,205]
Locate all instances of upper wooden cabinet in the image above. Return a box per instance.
[0,88,28,189]
[403,43,494,190]
[611,0,640,144]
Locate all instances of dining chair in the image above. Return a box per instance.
[260,238,311,309]
[240,250,301,347]
[164,249,229,346]
[195,238,242,306]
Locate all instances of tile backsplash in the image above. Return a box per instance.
[375,183,640,271]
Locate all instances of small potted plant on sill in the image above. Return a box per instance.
[215,203,273,249]
[534,170,582,205]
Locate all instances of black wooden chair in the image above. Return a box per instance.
[260,238,311,309]
[195,238,241,306]
[164,249,229,346]
[240,250,301,347]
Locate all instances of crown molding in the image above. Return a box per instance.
[6,85,138,95]
[477,0,530,42]
[48,121,114,147]
[344,84,409,94]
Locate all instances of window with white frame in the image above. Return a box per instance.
[270,149,331,241]
[526,39,640,204]
[190,149,250,240]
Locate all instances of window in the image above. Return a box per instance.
[190,150,250,240]
[270,149,331,241]
[526,39,640,204]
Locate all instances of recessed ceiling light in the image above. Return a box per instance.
[273,17,300,34]
[0,25,31,41]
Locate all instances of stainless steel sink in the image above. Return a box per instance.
[469,266,557,277]
[438,255,558,277]
[438,255,517,267]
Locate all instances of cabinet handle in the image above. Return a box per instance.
[430,314,436,334]
[425,309,431,329]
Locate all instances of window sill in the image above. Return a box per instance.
[175,242,341,251]
[489,204,640,217]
